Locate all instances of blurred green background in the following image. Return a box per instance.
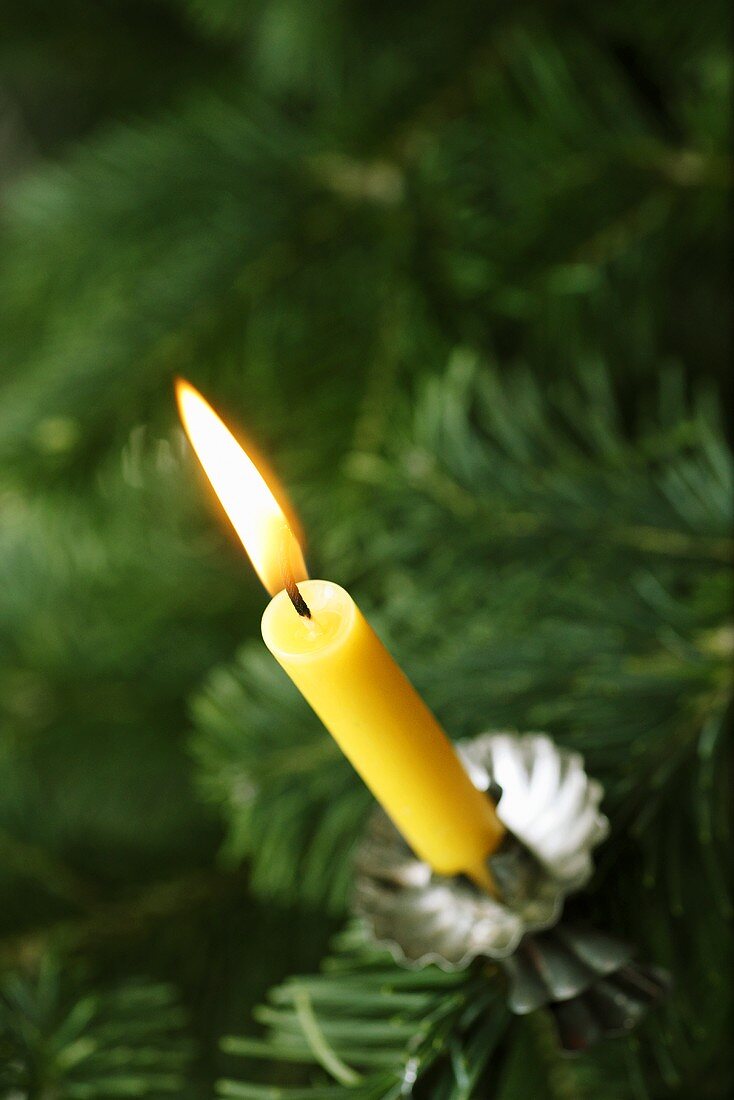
[0,1,731,1097]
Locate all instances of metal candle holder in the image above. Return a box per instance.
[353,731,670,1051]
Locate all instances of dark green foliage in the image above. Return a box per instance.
[220,927,511,1100]
[0,956,191,1098]
[193,362,732,907]
[0,0,731,1096]
[201,364,732,1098]
[191,647,366,913]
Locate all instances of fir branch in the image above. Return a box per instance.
[193,359,731,904]
[194,359,731,1097]
[0,4,730,1095]
[1,6,727,488]
[0,955,192,1098]
[190,648,368,914]
[219,927,510,1099]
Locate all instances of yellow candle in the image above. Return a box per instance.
[262,580,504,881]
[176,379,506,885]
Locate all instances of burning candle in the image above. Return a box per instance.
[176,380,505,887]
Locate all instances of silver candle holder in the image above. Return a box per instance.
[353,731,670,1051]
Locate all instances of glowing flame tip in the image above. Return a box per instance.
[175,378,308,596]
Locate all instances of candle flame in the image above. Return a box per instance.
[175,379,308,596]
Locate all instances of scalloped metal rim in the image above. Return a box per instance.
[353,730,609,971]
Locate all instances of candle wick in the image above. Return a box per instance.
[287,577,312,619]
[280,541,311,618]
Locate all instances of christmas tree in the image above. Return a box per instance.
[0,2,730,1096]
